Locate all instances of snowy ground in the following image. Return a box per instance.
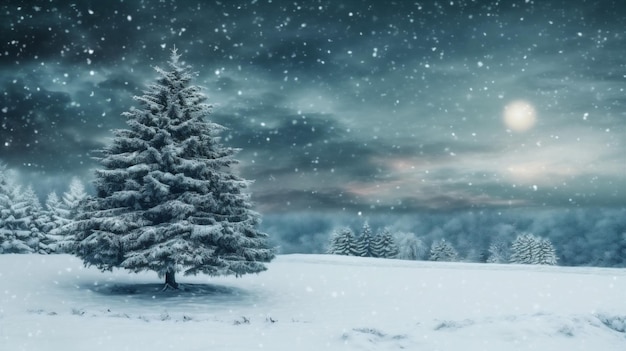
[1,254,625,350]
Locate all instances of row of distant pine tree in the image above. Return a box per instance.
[0,166,86,254]
[327,222,558,265]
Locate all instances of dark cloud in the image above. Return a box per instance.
[0,0,624,224]
[97,72,141,93]
[0,83,99,168]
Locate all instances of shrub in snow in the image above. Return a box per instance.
[67,49,274,288]
[327,227,358,256]
[597,314,626,333]
[510,233,557,265]
[429,239,458,262]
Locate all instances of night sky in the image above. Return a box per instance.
[1,1,625,252]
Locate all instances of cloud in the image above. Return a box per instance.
[0,0,624,218]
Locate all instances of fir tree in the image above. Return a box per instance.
[0,166,29,253]
[327,227,358,256]
[509,233,557,265]
[21,186,49,254]
[429,239,458,262]
[50,178,87,253]
[44,191,71,253]
[355,222,375,257]
[63,177,87,219]
[372,228,399,258]
[535,238,558,265]
[510,233,539,264]
[0,185,34,254]
[0,163,10,230]
[0,163,8,208]
[69,49,274,288]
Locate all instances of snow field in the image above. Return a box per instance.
[1,254,626,350]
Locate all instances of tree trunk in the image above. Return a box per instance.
[164,270,179,290]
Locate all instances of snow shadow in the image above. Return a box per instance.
[63,281,269,322]
[85,282,258,306]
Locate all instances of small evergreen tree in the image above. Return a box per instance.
[372,228,399,258]
[43,191,72,253]
[510,233,539,264]
[21,186,49,254]
[0,167,31,253]
[429,239,458,262]
[63,177,87,219]
[68,49,274,288]
[356,222,375,257]
[0,163,11,237]
[0,185,34,254]
[535,238,558,265]
[510,233,556,265]
[48,178,87,253]
[327,227,358,256]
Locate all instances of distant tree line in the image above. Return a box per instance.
[0,161,586,269]
[0,164,87,254]
[327,221,558,266]
[327,223,399,258]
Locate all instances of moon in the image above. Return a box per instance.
[503,100,537,132]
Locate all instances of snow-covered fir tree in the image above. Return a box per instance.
[0,163,10,222]
[21,186,50,254]
[372,228,399,258]
[68,49,274,288]
[394,232,427,260]
[509,233,556,265]
[43,191,71,253]
[535,238,558,265]
[0,165,29,253]
[327,227,358,256]
[63,177,87,219]
[355,222,376,257]
[48,178,87,253]
[429,239,458,262]
[510,233,540,264]
[0,185,35,254]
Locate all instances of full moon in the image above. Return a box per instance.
[503,100,537,132]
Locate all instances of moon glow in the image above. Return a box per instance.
[503,100,537,132]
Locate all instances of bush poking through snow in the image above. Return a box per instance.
[597,314,626,333]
